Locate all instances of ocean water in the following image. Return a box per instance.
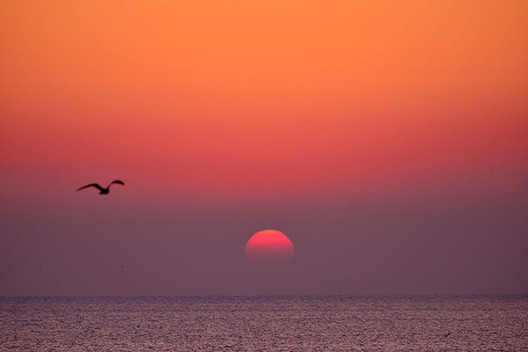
[1,296,527,351]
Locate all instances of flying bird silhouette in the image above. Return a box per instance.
[77,180,125,194]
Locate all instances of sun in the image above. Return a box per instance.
[245,229,295,266]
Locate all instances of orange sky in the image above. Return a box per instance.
[1,1,528,297]
[1,0,527,201]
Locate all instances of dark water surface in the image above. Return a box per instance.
[1,296,527,351]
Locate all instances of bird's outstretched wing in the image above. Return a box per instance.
[77,183,104,192]
[109,180,125,187]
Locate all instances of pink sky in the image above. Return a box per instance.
[1,1,527,295]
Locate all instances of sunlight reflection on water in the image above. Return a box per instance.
[1,296,527,351]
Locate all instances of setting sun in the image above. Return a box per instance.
[245,229,295,266]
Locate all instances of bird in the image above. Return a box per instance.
[77,180,125,194]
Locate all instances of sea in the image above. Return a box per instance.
[1,296,527,351]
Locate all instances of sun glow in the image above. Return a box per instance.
[245,229,295,266]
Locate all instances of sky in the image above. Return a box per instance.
[1,0,527,296]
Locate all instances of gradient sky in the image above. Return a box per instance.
[1,0,527,295]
